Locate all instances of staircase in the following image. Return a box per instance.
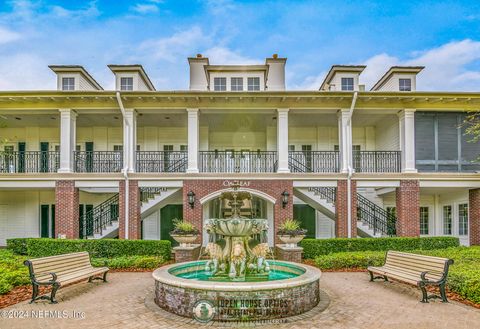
[81,186,180,239]
[295,186,397,237]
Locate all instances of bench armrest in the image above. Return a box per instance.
[32,271,58,284]
[420,270,445,284]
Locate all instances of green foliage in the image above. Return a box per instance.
[91,255,165,270]
[7,238,172,260]
[0,249,29,294]
[277,218,307,236]
[301,237,459,259]
[171,219,199,234]
[314,246,480,304]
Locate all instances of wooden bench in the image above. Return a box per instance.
[368,250,454,303]
[24,251,109,304]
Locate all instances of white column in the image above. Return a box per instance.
[58,109,77,173]
[276,108,290,173]
[398,109,417,173]
[187,108,199,173]
[338,109,352,173]
[123,109,137,173]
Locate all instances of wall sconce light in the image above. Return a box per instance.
[187,191,196,208]
[281,190,290,208]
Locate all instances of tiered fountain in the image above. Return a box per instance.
[152,183,321,322]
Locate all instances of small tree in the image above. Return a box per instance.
[463,111,480,143]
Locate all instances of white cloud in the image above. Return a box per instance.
[0,53,53,90]
[50,1,100,19]
[131,3,159,14]
[0,26,21,44]
[203,47,261,65]
[296,39,480,91]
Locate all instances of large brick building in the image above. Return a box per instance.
[0,56,479,246]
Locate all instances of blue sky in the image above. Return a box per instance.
[0,0,479,91]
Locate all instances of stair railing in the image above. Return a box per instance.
[80,194,119,238]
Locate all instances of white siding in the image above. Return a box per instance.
[209,72,265,91]
[329,72,360,91]
[375,116,400,150]
[208,131,266,150]
[376,73,417,91]
[2,127,60,151]
[143,211,160,240]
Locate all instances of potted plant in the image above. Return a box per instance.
[170,219,199,247]
[277,219,307,248]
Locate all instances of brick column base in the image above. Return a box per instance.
[275,245,303,263]
[55,180,79,239]
[119,180,141,240]
[469,189,480,245]
[335,180,357,238]
[395,180,420,237]
[174,244,201,263]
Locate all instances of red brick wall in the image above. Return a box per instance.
[55,180,79,239]
[469,189,480,246]
[395,180,420,237]
[119,180,141,240]
[335,180,357,238]
[182,180,293,244]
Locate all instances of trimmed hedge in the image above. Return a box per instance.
[301,236,459,259]
[7,238,172,260]
[91,255,165,270]
[0,250,30,294]
[314,246,480,304]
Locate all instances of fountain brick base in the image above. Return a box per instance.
[174,244,201,263]
[275,245,303,263]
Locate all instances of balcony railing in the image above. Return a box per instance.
[289,151,339,173]
[74,151,123,173]
[199,151,277,173]
[136,151,187,173]
[0,151,60,173]
[353,151,401,173]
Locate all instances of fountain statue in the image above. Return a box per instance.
[203,183,270,280]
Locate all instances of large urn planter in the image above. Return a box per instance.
[171,234,198,247]
[278,234,305,248]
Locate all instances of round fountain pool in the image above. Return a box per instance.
[153,260,321,322]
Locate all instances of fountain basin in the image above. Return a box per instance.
[153,260,321,321]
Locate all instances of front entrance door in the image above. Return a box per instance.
[40,205,49,237]
[40,142,49,172]
[85,142,94,172]
[293,204,316,239]
[160,205,183,246]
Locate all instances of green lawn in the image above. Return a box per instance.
[314,246,480,304]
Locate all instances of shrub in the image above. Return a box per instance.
[314,250,386,269]
[7,238,172,260]
[171,219,199,235]
[301,237,459,259]
[6,238,28,255]
[91,255,165,270]
[0,249,29,295]
[277,219,307,236]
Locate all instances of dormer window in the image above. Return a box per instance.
[120,77,134,91]
[62,77,75,91]
[213,77,226,91]
[399,78,412,91]
[248,77,260,91]
[231,77,243,91]
[341,77,354,91]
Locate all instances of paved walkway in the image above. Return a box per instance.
[1,271,479,328]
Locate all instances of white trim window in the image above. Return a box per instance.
[443,205,452,235]
[458,203,468,236]
[341,77,354,91]
[62,77,75,91]
[248,77,260,91]
[399,78,412,91]
[120,77,133,91]
[231,77,243,91]
[213,77,226,91]
[419,206,429,235]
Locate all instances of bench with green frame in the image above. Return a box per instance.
[24,251,109,304]
[368,250,454,303]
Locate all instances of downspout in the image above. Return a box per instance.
[116,91,130,239]
[347,91,358,238]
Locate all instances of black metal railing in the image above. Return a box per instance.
[74,151,123,173]
[0,151,59,173]
[289,151,339,173]
[357,193,397,236]
[80,194,119,238]
[136,151,187,173]
[308,186,337,204]
[353,151,401,173]
[140,187,168,203]
[199,151,277,173]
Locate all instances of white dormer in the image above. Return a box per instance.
[49,65,103,91]
[371,66,424,91]
[108,65,155,91]
[319,65,366,91]
[187,54,286,91]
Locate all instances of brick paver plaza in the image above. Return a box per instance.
[2,272,479,328]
